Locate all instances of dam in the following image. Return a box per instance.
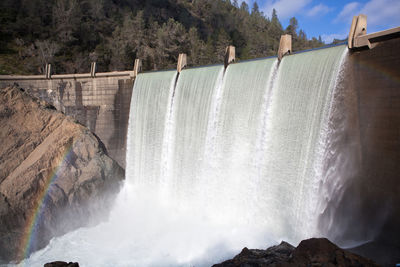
[0,71,134,168]
[1,16,400,266]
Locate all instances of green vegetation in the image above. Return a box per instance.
[0,0,324,74]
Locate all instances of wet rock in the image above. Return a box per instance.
[291,238,379,266]
[213,238,379,267]
[213,241,295,266]
[44,261,79,267]
[0,86,124,262]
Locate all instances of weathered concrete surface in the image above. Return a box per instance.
[278,34,292,60]
[0,76,133,168]
[224,46,236,67]
[0,87,124,262]
[351,37,400,265]
[320,38,400,266]
[348,14,367,49]
[177,53,187,73]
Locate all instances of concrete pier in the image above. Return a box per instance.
[90,62,97,78]
[45,64,52,79]
[348,14,400,50]
[348,14,367,49]
[278,34,292,60]
[177,54,187,73]
[224,46,235,68]
[133,59,142,77]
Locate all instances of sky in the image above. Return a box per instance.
[242,0,400,43]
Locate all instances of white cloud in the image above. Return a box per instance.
[262,0,312,20]
[321,33,348,44]
[334,2,360,23]
[333,0,400,33]
[306,4,333,17]
[360,0,400,29]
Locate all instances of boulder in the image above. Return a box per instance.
[291,238,379,266]
[213,238,379,267]
[0,87,124,262]
[44,261,79,267]
[212,241,295,266]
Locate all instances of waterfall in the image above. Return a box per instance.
[259,45,348,242]
[163,65,224,203]
[207,58,278,225]
[19,45,350,267]
[126,70,177,186]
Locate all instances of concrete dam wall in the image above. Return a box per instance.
[1,39,398,174]
[348,37,400,246]
[0,73,133,168]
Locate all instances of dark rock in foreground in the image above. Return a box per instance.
[0,86,124,262]
[213,238,379,267]
[44,261,79,267]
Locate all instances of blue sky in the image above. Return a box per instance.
[242,0,400,43]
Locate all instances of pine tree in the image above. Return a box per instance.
[268,9,283,52]
[215,29,232,62]
[240,2,249,13]
[251,2,260,15]
[0,0,325,74]
[286,17,298,37]
[188,27,206,66]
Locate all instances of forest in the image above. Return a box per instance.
[0,0,326,74]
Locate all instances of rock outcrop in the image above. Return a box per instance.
[44,262,79,267]
[213,238,379,267]
[0,87,124,262]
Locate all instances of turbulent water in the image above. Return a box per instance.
[18,45,349,267]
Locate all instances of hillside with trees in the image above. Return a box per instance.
[0,0,324,74]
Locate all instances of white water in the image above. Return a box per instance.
[260,45,348,242]
[18,45,348,267]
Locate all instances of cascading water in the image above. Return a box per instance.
[258,45,348,243]
[204,58,278,225]
[125,70,177,186]
[17,45,349,267]
[162,65,225,204]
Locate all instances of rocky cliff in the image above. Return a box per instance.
[0,86,124,262]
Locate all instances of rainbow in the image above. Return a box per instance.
[17,142,74,264]
[352,55,400,84]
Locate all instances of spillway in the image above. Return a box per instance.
[260,45,348,242]
[126,70,177,186]
[203,58,278,224]
[18,45,350,267]
[164,65,224,202]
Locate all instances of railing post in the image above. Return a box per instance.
[278,34,292,61]
[224,46,235,68]
[177,53,187,73]
[90,62,97,78]
[348,14,367,49]
[133,59,142,78]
